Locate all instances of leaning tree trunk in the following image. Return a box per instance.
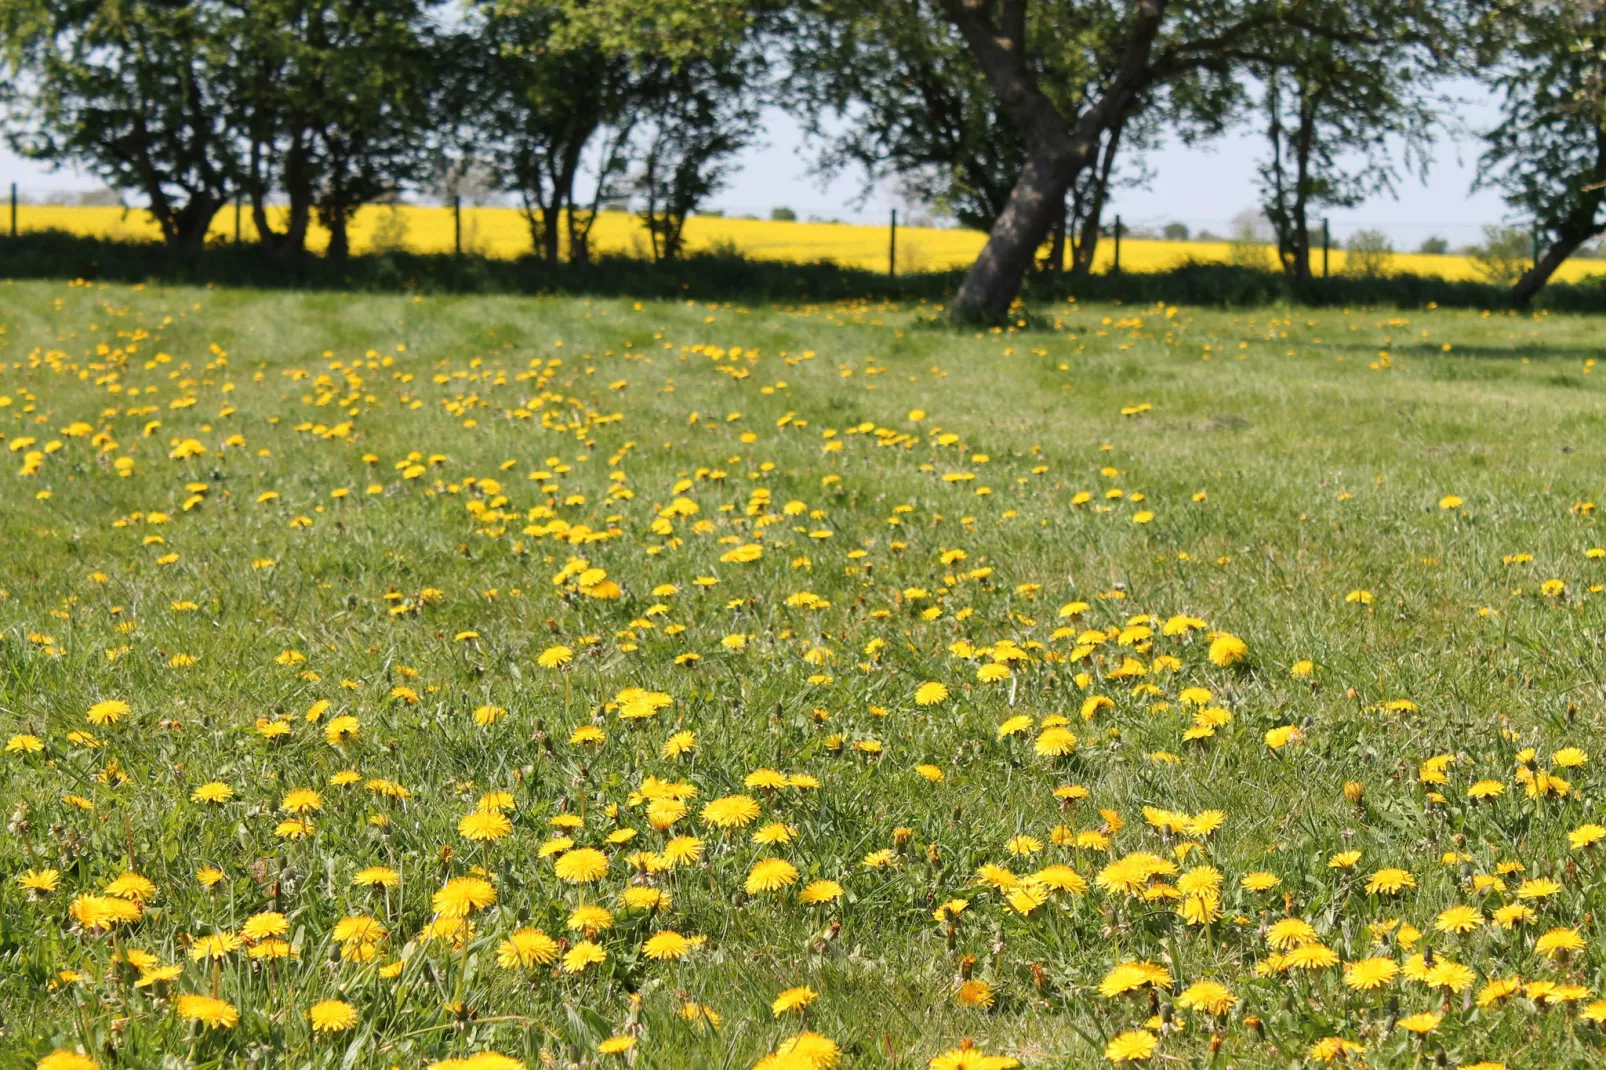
[1512,231,1593,307]
[950,149,1081,322]
[1511,178,1604,306]
[943,0,1166,322]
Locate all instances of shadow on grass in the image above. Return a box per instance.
[1339,341,1602,363]
[4,230,1606,314]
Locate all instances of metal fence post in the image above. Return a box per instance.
[1322,218,1330,278]
[9,183,16,238]
[888,208,897,277]
[454,196,462,256]
[234,198,242,245]
[1112,215,1122,274]
[1533,224,1540,270]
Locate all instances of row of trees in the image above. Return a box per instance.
[2,0,1606,318]
[0,0,763,263]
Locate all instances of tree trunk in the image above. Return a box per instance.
[1286,84,1319,281]
[950,148,1079,321]
[1070,118,1124,277]
[555,140,586,263]
[1045,200,1065,274]
[1266,71,1292,275]
[169,195,222,249]
[1512,231,1593,307]
[566,203,592,265]
[1512,148,1606,305]
[1070,198,1100,276]
[326,202,350,261]
[1287,202,1310,280]
[542,204,561,263]
[251,142,313,256]
[943,0,1166,322]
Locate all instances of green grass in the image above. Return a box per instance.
[2,278,1605,1070]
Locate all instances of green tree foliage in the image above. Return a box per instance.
[0,0,241,246]
[1478,0,1606,303]
[633,50,765,262]
[440,0,763,265]
[0,0,439,254]
[1344,227,1395,277]
[802,0,1401,321]
[785,1,1234,281]
[1469,223,1533,284]
[449,1,636,264]
[239,0,439,259]
[786,3,1025,232]
[1253,0,1448,280]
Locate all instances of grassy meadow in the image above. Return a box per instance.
[3,279,1606,1070]
[11,203,1606,283]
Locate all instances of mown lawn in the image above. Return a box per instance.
[2,279,1605,1070]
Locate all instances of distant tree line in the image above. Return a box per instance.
[2,0,1604,318]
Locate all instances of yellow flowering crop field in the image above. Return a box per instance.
[16,203,1606,282]
[2,279,1606,1070]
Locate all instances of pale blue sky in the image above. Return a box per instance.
[3,78,1516,249]
[717,80,1513,249]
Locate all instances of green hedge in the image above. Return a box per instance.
[3,229,1602,312]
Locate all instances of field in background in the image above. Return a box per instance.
[11,203,1606,283]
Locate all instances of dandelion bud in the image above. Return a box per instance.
[1344,781,1365,804]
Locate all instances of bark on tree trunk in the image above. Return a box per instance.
[1287,85,1319,280]
[1288,205,1310,280]
[326,205,350,261]
[1511,163,1605,305]
[1070,225,1097,275]
[1045,200,1065,275]
[169,196,221,249]
[1070,119,1124,277]
[566,204,592,265]
[943,0,1166,322]
[542,204,561,263]
[249,134,313,255]
[950,149,1079,322]
[1512,232,1592,307]
[252,188,312,256]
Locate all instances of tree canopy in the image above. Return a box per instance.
[1,0,1601,309]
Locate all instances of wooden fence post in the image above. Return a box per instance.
[888,208,897,277]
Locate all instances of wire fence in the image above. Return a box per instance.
[2,182,1536,245]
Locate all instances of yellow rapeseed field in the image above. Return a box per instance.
[13,203,1606,282]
